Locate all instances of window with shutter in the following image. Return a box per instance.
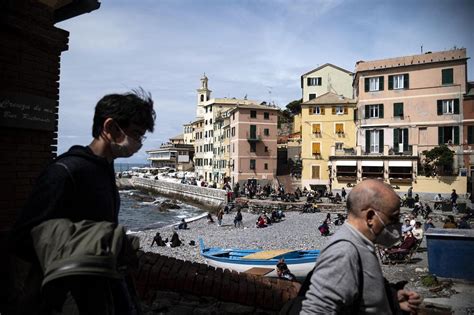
[335,123,344,134]
[442,68,453,85]
[312,143,321,155]
[394,103,404,117]
[393,75,405,89]
[312,165,320,179]
[469,126,474,144]
[312,124,321,134]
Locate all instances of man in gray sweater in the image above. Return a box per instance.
[301,179,422,314]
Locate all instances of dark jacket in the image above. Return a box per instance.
[11,145,119,261]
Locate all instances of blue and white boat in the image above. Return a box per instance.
[199,239,320,277]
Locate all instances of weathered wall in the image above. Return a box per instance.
[129,178,227,208]
[134,252,301,313]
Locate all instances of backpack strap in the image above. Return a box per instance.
[56,162,77,192]
[297,239,364,310]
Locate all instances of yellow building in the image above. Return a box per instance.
[301,92,357,191]
[295,63,354,133]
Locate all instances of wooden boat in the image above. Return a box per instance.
[199,239,320,277]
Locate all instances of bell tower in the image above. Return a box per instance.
[196,73,211,117]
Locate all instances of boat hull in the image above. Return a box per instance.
[199,239,319,278]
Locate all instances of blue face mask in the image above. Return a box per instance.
[371,212,402,248]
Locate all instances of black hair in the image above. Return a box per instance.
[277,262,289,271]
[92,88,156,138]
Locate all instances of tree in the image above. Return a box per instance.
[285,98,303,115]
[421,145,454,176]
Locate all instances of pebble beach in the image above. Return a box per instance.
[136,211,335,265]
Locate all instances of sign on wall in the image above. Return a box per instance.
[0,94,56,131]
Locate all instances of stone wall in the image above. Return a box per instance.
[130,178,227,209]
[134,252,301,313]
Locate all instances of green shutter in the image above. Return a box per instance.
[393,128,399,153]
[469,126,474,144]
[366,130,370,153]
[442,69,453,85]
[307,78,311,86]
[379,130,384,153]
[365,78,369,92]
[365,105,370,119]
[379,104,384,118]
[454,126,460,145]
[404,74,409,89]
[437,100,443,115]
[403,129,409,152]
[379,76,384,90]
[438,127,444,145]
[454,99,460,114]
[388,75,393,90]
[393,103,403,117]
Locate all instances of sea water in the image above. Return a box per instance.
[118,189,205,232]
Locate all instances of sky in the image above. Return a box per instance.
[56,0,474,163]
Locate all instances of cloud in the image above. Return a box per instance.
[55,0,474,163]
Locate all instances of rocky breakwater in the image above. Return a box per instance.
[124,177,227,210]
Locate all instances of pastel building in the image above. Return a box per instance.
[146,134,194,171]
[330,48,468,196]
[300,92,357,191]
[294,64,354,133]
[229,104,279,185]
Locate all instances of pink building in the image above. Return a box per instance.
[229,104,279,185]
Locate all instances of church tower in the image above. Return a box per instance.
[196,73,211,117]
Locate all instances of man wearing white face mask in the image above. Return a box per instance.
[301,179,422,314]
[11,89,156,314]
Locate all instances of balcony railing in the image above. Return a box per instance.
[246,132,262,142]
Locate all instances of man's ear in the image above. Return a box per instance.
[366,209,376,228]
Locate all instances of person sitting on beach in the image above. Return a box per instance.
[318,220,330,236]
[263,212,272,225]
[402,219,413,235]
[276,260,296,281]
[384,231,417,255]
[334,193,342,203]
[458,215,471,229]
[424,218,435,231]
[151,232,166,247]
[412,221,424,240]
[178,218,188,230]
[443,215,457,229]
[207,212,215,224]
[434,193,443,201]
[325,213,332,224]
[334,213,345,226]
[170,231,182,248]
[256,215,267,228]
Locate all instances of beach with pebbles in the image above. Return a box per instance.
[136,211,334,265]
[134,208,436,291]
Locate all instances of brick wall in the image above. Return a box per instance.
[133,252,301,312]
[0,0,68,230]
[0,0,69,310]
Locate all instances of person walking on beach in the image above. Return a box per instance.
[301,179,422,314]
[341,187,347,201]
[234,209,243,228]
[10,89,156,314]
[217,208,224,226]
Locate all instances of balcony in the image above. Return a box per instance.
[247,131,262,142]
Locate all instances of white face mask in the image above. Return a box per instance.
[110,124,143,158]
[371,212,402,248]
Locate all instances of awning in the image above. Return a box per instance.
[388,161,413,167]
[361,160,383,167]
[335,160,357,166]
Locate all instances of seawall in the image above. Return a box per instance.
[117,178,227,210]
